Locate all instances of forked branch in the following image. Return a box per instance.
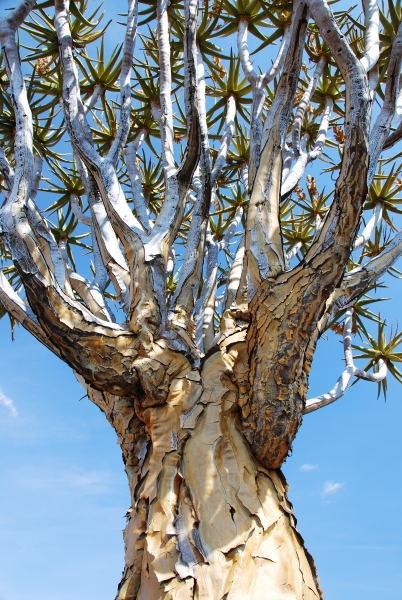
[243,0,308,294]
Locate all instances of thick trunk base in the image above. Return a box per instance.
[111,350,322,600]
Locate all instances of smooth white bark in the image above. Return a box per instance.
[292,57,326,155]
[353,204,383,250]
[211,96,236,187]
[305,309,387,413]
[107,0,139,165]
[360,0,380,74]
[157,0,176,179]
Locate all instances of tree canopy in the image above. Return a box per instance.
[0,0,400,409]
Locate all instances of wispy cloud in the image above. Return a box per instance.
[67,470,112,493]
[10,466,114,495]
[321,480,344,498]
[0,389,18,417]
[300,463,318,472]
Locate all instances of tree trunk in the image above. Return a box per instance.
[84,344,322,600]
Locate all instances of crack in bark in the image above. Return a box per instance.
[78,341,322,600]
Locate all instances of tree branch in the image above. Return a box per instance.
[125,134,152,234]
[26,198,69,291]
[211,95,236,188]
[237,19,258,84]
[169,175,206,320]
[176,0,201,188]
[54,2,143,242]
[2,0,36,29]
[383,119,402,149]
[281,96,332,198]
[360,0,380,74]
[305,309,387,413]
[149,0,201,257]
[353,204,383,250]
[334,230,402,309]
[0,4,50,284]
[194,234,219,352]
[281,135,309,196]
[244,0,308,294]
[292,57,326,155]
[83,83,103,114]
[65,266,115,322]
[0,5,127,348]
[74,157,130,311]
[245,24,291,190]
[0,148,14,198]
[156,0,176,178]
[368,19,402,182]
[241,1,373,469]
[169,43,212,323]
[223,235,245,314]
[304,0,370,264]
[107,0,139,165]
[307,96,333,160]
[55,0,161,331]
[0,271,58,355]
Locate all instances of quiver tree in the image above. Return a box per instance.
[1,0,401,597]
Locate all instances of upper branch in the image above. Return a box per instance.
[237,18,259,84]
[2,0,36,29]
[243,0,308,294]
[107,0,139,165]
[0,3,35,210]
[142,0,203,333]
[304,0,371,265]
[169,43,212,322]
[54,0,143,235]
[282,95,332,199]
[211,95,236,187]
[74,156,130,311]
[368,19,402,183]
[125,134,152,233]
[0,1,51,285]
[384,119,402,149]
[360,0,380,74]
[0,3,119,345]
[54,0,101,166]
[55,0,160,331]
[176,0,201,188]
[292,57,326,155]
[245,24,291,190]
[149,0,201,259]
[156,0,176,178]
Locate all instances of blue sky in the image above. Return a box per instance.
[0,0,401,598]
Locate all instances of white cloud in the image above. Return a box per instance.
[300,463,318,472]
[321,480,344,498]
[0,389,18,417]
[10,466,114,495]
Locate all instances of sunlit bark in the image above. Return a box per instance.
[82,347,322,600]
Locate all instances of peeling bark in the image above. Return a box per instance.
[83,344,322,600]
